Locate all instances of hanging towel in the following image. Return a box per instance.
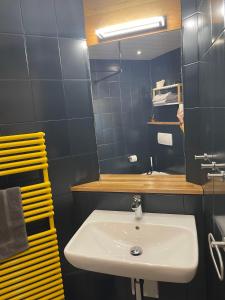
[0,187,29,260]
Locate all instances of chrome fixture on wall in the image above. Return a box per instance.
[194,153,214,161]
[195,153,225,181]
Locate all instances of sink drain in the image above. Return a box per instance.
[130,246,143,256]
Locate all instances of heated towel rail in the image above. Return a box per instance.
[0,132,65,300]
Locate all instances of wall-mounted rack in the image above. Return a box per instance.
[149,83,183,128]
[152,83,182,107]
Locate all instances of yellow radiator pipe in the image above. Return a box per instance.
[0,268,61,294]
[23,205,53,218]
[27,284,64,300]
[0,256,60,282]
[23,200,53,211]
[0,242,58,269]
[21,182,51,192]
[22,194,52,205]
[0,163,48,176]
[9,278,63,300]
[22,187,51,199]
[43,167,55,229]
[0,246,58,275]
[0,138,45,149]
[1,274,62,299]
[0,251,59,276]
[0,151,47,163]
[27,233,57,246]
[0,262,61,289]
[0,132,44,142]
[25,211,54,223]
[0,157,47,170]
[0,145,46,156]
[28,229,56,241]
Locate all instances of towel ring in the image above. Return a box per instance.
[208,233,225,281]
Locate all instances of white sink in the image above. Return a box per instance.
[64,210,198,283]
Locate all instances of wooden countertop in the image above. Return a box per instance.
[71,174,203,195]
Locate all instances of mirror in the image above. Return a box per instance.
[89,29,185,175]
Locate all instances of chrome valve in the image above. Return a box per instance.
[208,171,225,180]
[195,153,213,161]
[202,162,225,170]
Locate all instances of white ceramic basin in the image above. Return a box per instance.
[64,210,198,283]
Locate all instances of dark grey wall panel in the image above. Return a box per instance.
[0,1,99,298]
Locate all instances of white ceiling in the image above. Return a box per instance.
[88,29,181,60]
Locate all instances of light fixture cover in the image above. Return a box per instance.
[96,16,166,40]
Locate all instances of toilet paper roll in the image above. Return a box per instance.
[128,155,138,163]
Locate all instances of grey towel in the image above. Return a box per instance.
[0,187,29,260]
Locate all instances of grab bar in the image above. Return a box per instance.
[208,233,225,281]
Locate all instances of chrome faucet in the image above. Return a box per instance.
[131,195,143,220]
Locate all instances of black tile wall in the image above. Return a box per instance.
[64,80,93,118]
[0,1,99,298]
[21,0,57,36]
[0,0,23,34]
[183,14,199,65]
[26,36,61,79]
[182,0,225,299]
[91,49,184,174]
[90,59,151,174]
[54,0,85,38]
[0,35,28,79]
[59,38,89,79]
[149,49,185,173]
[31,80,66,121]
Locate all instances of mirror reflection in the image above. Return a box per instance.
[89,30,184,175]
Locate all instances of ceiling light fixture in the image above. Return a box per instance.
[95,16,166,40]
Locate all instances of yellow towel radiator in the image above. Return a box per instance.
[0,132,65,300]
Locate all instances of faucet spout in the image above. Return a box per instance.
[131,195,143,220]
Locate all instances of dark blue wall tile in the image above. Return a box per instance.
[198,0,212,57]
[0,81,34,123]
[41,120,70,159]
[31,80,66,121]
[21,0,57,36]
[211,0,225,42]
[151,48,181,86]
[49,156,77,196]
[0,0,23,34]
[72,153,99,185]
[183,62,199,108]
[68,118,97,155]
[143,194,185,214]
[0,35,28,79]
[54,0,85,38]
[26,36,61,79]
[59,38,89,79]
[0,121,42,136]
[183,14,199,65]
[64,80,93,118]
